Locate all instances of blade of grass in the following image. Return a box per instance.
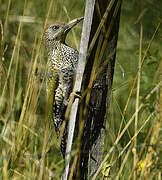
[139,62,162,179]
[116,145,132,180]
[133,22,143,180]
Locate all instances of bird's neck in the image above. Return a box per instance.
[45,39,61,55]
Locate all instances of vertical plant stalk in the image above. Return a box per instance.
[38,126,49,179]
[16,0,54,162]
[139,62,162,179]
[10,28,22,111]
[116,146,132,180]
[63,6,79,50]
[86,0,116,58]
[116,20,162,148]
[133,23,143,180]
[2,149,8,180]
[1,12,23,111]
[0,0,11,60]
[96,19,161,179]
[3,0,11,38]
[63,0,96,179]
[18,0,53,129]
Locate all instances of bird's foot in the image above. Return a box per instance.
[71,91,81,99]
[66,91,81,105]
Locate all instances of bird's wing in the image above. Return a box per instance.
[46,69,59,124]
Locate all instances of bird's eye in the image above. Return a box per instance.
[52,25,59,30]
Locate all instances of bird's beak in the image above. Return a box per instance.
[64,17,84,32]
[52,17,84,39]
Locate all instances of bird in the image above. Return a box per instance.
[44,17,83,157]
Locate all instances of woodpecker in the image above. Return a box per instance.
[44,17,83,157]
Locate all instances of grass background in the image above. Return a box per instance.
[0,0,161,179]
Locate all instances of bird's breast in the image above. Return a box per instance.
[49,43,79,71]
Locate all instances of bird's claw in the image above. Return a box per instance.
[71,91,81,99]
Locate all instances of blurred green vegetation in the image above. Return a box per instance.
[111,0,161,141]
[0,0,161,179]
[106,0,162,178]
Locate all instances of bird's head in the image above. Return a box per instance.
[44,17,83,43]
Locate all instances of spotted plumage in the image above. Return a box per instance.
[44,17,83,157]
